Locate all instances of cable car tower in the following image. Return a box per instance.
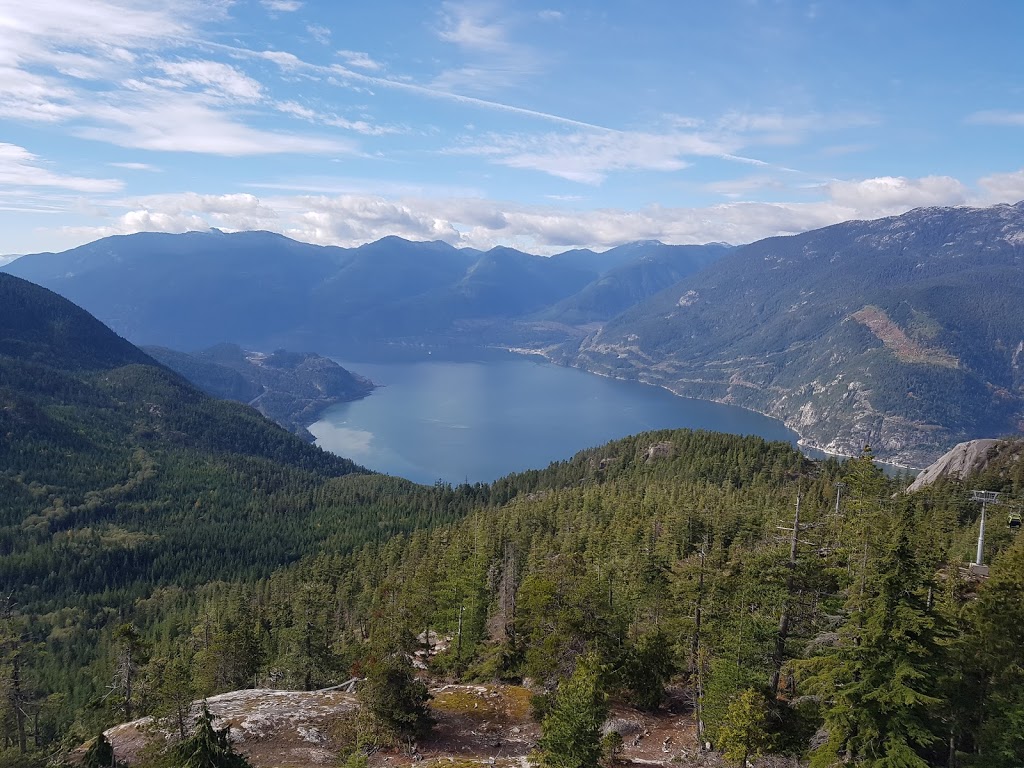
[968,491,1000,577]
[967,489,1024,577]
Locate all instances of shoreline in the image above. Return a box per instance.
[504,346,923,474]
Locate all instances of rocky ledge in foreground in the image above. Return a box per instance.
[83,683,719,768]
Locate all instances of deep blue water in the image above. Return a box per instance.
[309,357,822,485]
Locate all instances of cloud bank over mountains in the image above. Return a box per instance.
[0,0,1022,253]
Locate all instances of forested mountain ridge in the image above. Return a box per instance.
[0,273,378,604]
[57,430,1024,768]
[569,202,1024,467]
[0,271,152,371]
[144,343,374,440]
[0,232,726,353]
[540,242,731,324]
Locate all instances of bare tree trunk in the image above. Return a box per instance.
[770,495,801,694]
[11,656,26,754]
[691,547,707,746]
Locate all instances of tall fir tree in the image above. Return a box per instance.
[539,654,608,768]
[801,519,945,768]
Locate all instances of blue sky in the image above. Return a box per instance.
[1,0,1023,255]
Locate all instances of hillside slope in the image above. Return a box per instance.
[542,242,730,324]
[570,202,1024,466]
[0,274,379,612]
[144,343,374,439]
[83,426,1024,768]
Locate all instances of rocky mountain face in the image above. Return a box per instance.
[145,343,374,440]
[907,437,1024,492]
[567,203,1024,467]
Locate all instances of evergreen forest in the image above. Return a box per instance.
[2,273,1024,768]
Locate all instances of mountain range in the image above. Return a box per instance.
[2,232,725,353]
[5,202,1024,465]
[566,202,1024,466]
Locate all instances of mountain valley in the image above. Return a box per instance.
[6,203,1024,466]
[3,206,1024,768]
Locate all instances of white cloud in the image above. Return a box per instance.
[64,192,278,239]
[538,9,563,21]
[966,110,1024,127]
[156,60,264,103]
[260,50,303,70]
[261,0,302,11]
[275,101,318,121]
[307,24,331,45]
[336,50,382,71]
[824,176,968,214]
[432,63,542,94]
[274,100,403,136]
[75,92,353,156]
[437,1,512,52]
[112,209,210,233]
[717,111,819,134]
[977,169,1024,202]
[0,1,355,161]
[450,129,733,183]
[715,111,878,147]
[433,1,544,92]
[59,172,999,254]
[246,43,614,131]
[0,0,201,54]
[0,66,79,122]
[109,161,160,171]
[0,0,187,126]
[0,143,122,192]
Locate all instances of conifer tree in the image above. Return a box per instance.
[358,651,433,742]
[962,538,1024,767]
[539,654,608,768]
[82,731,116,768]
[716,688,771,767]
[111,624,148,721]
[173,703,252,768]
[801,520,944,768]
